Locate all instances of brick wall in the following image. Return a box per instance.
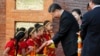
[0,0,90,56]
[0,0,53,55]
[6,0,53,41]
[0,0,6,55]
[54,0,89,14]
[53,0,89,56]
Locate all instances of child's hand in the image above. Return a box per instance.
[46,40,53,46]
[36,49,40,53]
[36,42,48,53]
[43,41,48,46]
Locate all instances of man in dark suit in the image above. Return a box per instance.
[81,0,100,56]
[46,3,79,56]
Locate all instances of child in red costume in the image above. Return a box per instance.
[4,38,15,56]
[26,27,37,56]
[34,23,47,56]
[3,31,26,56]
[43,20,56,56]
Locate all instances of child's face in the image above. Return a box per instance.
[38,28,44,35]
[31,31,37,39]
[24,31,28,39]
[46,23,53,31]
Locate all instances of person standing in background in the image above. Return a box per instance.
[81,0,100,56]
[72,9,83,56]
[72,9,82,29]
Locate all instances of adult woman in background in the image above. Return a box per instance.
[72,9,82,29]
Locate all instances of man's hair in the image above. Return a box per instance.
[91,0,100,5]
[48,3,62,12]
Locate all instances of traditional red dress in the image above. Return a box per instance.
[5,39,15,56]
[43,31,51,41]
[18,40,27,55]
[26,38,36,56]
[34,35,44,56]
[43,31,56,56]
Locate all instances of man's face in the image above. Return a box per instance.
[87,6,92,11]
[89,0,95,9]
[50,10,60,19]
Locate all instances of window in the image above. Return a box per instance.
[15,22,43,31]
[16,0,44,10]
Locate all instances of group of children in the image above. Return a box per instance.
[3,20,56,56]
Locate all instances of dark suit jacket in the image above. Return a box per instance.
[52,10,79,56]
[81,7,100,56]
